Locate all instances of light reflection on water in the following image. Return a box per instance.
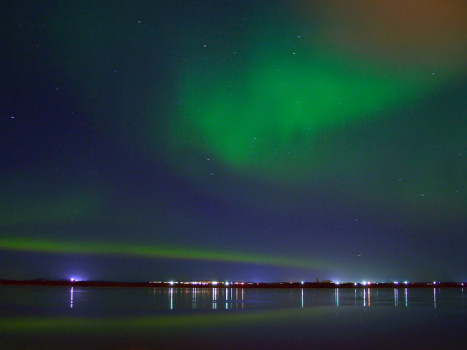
[146,287,250,311]
[1,286,466,350]
[57,286,465,312]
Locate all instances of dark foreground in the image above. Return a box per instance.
[0,285,465,350]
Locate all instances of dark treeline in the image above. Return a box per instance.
[0,280,464,289]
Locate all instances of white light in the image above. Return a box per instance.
[335,281,340,285]
[225,282,230,286]
[169,281,174,286]
[404,281,409,285]
[394,281,399,285]
[70,278,75,282]
[362,281,367,286]
[211,281,218,286]
[354,283,358,286]
[301,281,304,285]
[433,281,437,285]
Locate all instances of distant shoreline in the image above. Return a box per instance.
[0,280,464,289]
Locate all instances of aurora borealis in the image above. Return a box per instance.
[1,1,466,282]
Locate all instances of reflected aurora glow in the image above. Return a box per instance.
[0,307,327,334]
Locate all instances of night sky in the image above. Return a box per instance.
[1,1,466,283]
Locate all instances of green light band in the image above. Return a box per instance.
[0,237,324,270]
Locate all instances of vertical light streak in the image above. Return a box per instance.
[225,288,229,310]
[212,288,218,310]
[169,288,173,310]
[241,289,244,309]
[192,288,197,309]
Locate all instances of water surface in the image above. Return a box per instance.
[1,286,465,349]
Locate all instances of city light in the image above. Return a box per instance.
[69,276,84,282]
[142,279,466,289]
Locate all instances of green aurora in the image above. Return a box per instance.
[171,52,439,181]
[0,237,326,271]
[1,1,465,282]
